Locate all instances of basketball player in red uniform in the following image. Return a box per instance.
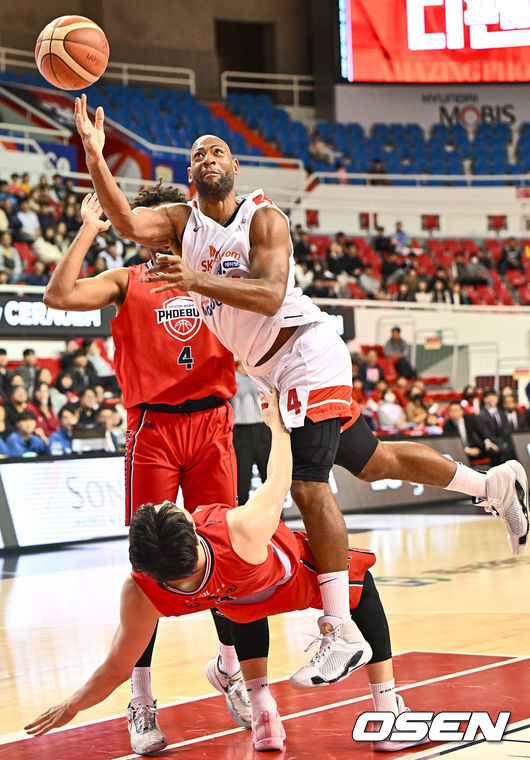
[74,94,528,692]
[26,391,428,754]
[44,190,267,754]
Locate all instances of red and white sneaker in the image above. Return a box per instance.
[252,710,286,752]
[372,695,430,753]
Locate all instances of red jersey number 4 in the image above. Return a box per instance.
[287,388,302,415]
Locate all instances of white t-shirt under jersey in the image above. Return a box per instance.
[181,189,323,367]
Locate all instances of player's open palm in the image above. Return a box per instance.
[24,700,77,737]
[81,193,111,232]
[75,93,105,162]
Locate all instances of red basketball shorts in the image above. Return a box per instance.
[124,401,237,525]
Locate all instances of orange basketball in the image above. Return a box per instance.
[35,15,109,90]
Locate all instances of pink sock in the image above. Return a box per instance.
[370,679,399,714]
[317,570,351,622]
[245,677,277,720]
[219,644,239,677]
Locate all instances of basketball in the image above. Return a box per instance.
[35,15,109,90]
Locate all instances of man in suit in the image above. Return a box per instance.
[444,401,485,463]
[475,389,517,466]
[502,394,529,432]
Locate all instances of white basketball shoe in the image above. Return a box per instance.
[475,460,529,556]
[126,699,167,756]
[290,616,373,689]
[205,656,252,728]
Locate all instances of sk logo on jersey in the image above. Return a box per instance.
[154,295,202,342]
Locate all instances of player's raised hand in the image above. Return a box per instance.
[75,93,105,164]
[261,389,288,433]
[146,252,198,294]
[80,193,111,232]
[24,700,77,737]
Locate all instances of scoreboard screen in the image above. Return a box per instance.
[337,0,530,83]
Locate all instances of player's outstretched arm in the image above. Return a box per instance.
[148,206,289,316]
[74,94,178,247]
[44,193,126,311]
[227,390,292,563]
[24,578,159,737]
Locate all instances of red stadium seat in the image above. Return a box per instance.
[505,269,526,288]
[518,284,530,304]
[475,285,496,305]
[14,242,37,268]
[347,282,366,299]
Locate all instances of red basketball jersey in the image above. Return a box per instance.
[131,504,376,621]
[111,264,237,408]
[131,504,303,616]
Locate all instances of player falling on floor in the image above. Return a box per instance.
[25,390,430,754]
[75,93,528,689]
[44,190,269,755]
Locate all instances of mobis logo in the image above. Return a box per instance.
[352,710,511,744]
[154,296,202,341]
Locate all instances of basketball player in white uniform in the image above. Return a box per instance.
[75,94,529,688]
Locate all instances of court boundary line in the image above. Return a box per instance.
[2,651,523,750]
[40,654,529,760]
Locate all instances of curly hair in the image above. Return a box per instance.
[129,502,199,582]
[130,179,186,209]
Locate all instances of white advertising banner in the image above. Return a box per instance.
[334,83,530,130]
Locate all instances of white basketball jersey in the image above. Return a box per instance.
[181,188,323,366]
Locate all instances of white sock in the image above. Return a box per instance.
[445,462,487,499]
[219,643,239,677]
[245,677,277,720]
[131,667,153,705]
[317,570,352,622]
[370,679,399,714]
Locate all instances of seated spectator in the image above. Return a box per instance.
[2,197,22,236]
[405,384,429,427]
[294,259,313,291]
[8,173,26,199]
[383,326,416,379]
[6,411,48,457]
[71,350,98,392]
[0,202,8,233]
[26,381,60,437]
[83,339,114,384]
[371,379,389,402]
[393,221,409,248]
[308,131,337,164]
[61,204,82,235]
[450,252,470,283]
[50,174,68,204]
[48,403,80,455]
[498,238,524,275]
[53,371,79,410]
[0,347,11,397]
[377,390,409,429]
[99,241,124,270]
[293,230,311,265]
[381,251,403,286]
[96,404,125,452]
[358,348,386,391]
[0,231,23,282]
[338,241,364,279]
[32,226,62,264]
[60,339,80,371]
[452,282,472,305]
[16,198,41,243]
[501,393,529,432]
[402,267,420,296]
[461,384,481,415]
[425,413,444,435]
[77,386,99,428]
[444,400,484,460]
[0,403,13,440]
[125,245,151,267]
[415,279,431,303]
[6,383,29,430]
[38,203,56,234]
[25,260,50,287]
[54,220,71,254]
[368,158,388,186]
[475,388,516,465]
[358,265,380,298]
[291,223,304,246]
[394,282,414,302]
[372,226,395,254]
[431,279,453,304]
[19,172,32,197]
[305,274,338,299]
[17,348,38,395]
[467,255,491,286]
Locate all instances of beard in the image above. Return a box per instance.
[194,170,234,201]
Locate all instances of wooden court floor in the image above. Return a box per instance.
[1,506,529,759]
